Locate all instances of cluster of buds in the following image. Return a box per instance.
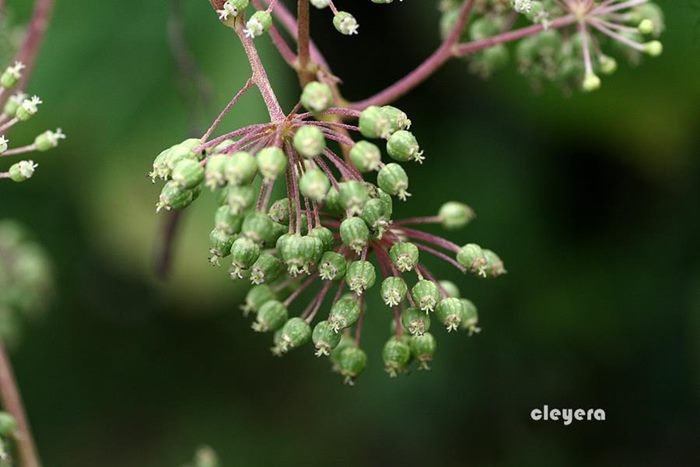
[0,61,65,183]
[151,81,505,384]
[0,221,52,346]
[440,0,664,91]
[215,0,402,39]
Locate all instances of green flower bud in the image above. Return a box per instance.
[349,141,382,172]
[382,105,412,133]
[435,297,466,332]
[275,317,312,353]
[242,212,273,244]
[333,11,359,35]
[328,294,361,332]
[205,154,228,189]
[340,217,370,254]
[34,128,66,152]
[410,332,436,370]
[263,220,288,246]
[345,260,376,295]
[0,412,17,436]
[412,280,440,312]
[279,234,321,276]
[359,106,391,139]
[3,92,24,117]
[377,163,410,200]
[598,55,618,75]
[582,72,601,92]
[299,168,330,202]
[644,40,663,57]
[383,336,411,377]
[214,205,243,235]
[439,201,475,230]
[250,253,283,285]
[338,181,370,215]
[157,180,194,212]
[460,298,481,335]
[225,151,258,186]
[381,276,408,307]
[389,242,419,272]
[439,280,461,298]
[208,228,234,264]
[8,160,38,183]
[336,346,367,384]
[257,147,288,180]
[387,130,424,163]
[312,320,341,356]
[241,284,276,315]
[360,197,391,236]
[268,198,290,224]
[229,236,261,279]
[318,251,347,281]
[300,81,334,113]
[0,62,23,88]
[245,10,272,38]
[401,307,431,336]
[253,300,288,332]
[15,95,41,121]
[310,0,330,8]
[323,187,343,215]
[483,249,506,277]
[293,125,326,158]
[308,227,332,252]
[457,243,488,276]
[227,185,256,214]
[172,159,204,189]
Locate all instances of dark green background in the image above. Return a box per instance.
[1,0,699,465]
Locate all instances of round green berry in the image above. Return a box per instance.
[349,141,382,172]
[312,320,342,356]
[401,307,430,336]
[387,130,424,163]
[383,337,411,377]
[412,280,440,312]
[253,300,288,332]
[377,163,410,200]
[328,294,361,332]
[293,125,326,158]
[389,242,419,272]
[345,260,376,295]
[439,202,475,230]
[301,81,333,113]
[381,276,408,307]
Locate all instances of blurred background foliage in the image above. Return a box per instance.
[1,0,699,465]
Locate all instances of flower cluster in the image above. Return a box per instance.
[440,0,664,91]
[151,81,505,384]
[0,61,65,183]
[0,221,52,346]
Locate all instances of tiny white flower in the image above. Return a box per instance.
[217,1,238,21]
[47,128,66,147]
[0,136,8,153]
[245,18,264,38]
[6,61,26,80]
[22,96,43,115]
[18,160,38,178]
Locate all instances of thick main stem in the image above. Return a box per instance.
[0,340,41,467]
[296,0,313,84]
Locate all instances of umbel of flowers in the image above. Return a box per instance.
[0,61,65,183]
[440,0,664,91]
[151,84,505,384]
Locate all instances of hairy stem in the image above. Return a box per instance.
[0,339,41,467]
[296,0,313,84]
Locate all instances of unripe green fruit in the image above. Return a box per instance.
[383,337,411,377]
[172,159,204,189]
[205,154,228,189]
[225,151,258,186]
[381,276,408,307]
[214,205,243,235]
[378,163,410,201]
[301,81,333,113]
[157,180,194,211]
[246,10,272,38]
[241,212,273,244]
[276,317,312,353]
[412,280,440,312]
[336,346,367,384]
[299,168,330,202]
[241,284,276,315]
[349,141,382,172]
[359,106,391,139]
[435,297,466,332]
[268,198,290,224]
[328,294,361,332]
[319,251,347,281]
[253,300,288,332]
[257,147,288,180]
[439,202,475,230]
[333,11,359,36]
[293,125,326,158]
[387,130,424,163]
[345,260,376,295]
[208,228,234,263]
[340,217,370,254]
[390,242,419,272]
[401,307,430,336]
[229,236,261,278]
[227,185,256,214]
[338,181,370,215]
[250,253,283,285]
[457,243,487,276]
[312,320,342,356]
[411,332,436,370]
